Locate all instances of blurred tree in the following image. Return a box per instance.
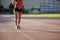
[9,3,14,9]
[22,5,25,13]
[22,5,29,13]
[56,0,60,1]
[38,8,40,11]
[9,3,14,14]
[31,7,34,13]
[0,0,1,4]
[0,4,4,13]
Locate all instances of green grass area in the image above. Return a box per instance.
[23,13,60,17]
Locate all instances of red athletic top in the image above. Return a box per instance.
[16,0,23,9]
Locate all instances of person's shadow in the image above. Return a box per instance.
[0,15,13,23]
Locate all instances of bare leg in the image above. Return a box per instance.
[14,12,18,26]
[18,12,22,26]
[16,12,22,29]
[14,10,22,29]
[14,11,22,28]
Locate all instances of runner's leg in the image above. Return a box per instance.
[18,12,22,26]
[14,12,18,26]
[16,12,21,29]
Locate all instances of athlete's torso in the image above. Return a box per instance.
[16,0,23,9]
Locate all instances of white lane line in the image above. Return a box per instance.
[16,30,34,40]
[1,15,14,17]
[10,25,34,40]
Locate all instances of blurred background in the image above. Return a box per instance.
[0,0,60,14]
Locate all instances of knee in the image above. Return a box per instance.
[17,16,20,19]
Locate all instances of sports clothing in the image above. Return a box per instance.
[15,8,22,12]
[16,0,23,9]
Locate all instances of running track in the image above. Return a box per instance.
[0,15,60,40]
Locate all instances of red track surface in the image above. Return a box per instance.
[0,15,60,40]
